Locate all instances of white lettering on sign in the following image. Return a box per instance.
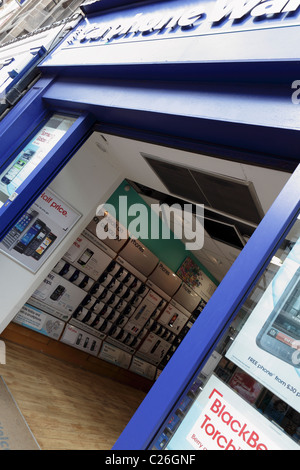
[250,0,290,17]
[66,0,300,47]
[210,0,261,22]
[40,192,68,217]
[282,0,300,12]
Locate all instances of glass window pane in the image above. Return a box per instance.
[150,214,300,450]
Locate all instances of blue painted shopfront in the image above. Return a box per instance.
[0,0,299,450]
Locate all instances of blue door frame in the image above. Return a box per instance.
[113,164,300,450]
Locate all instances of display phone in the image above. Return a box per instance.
[150,339,161,354]
[32,232,57,260]
[134,304,146,321]
[78,275,93,291]
[76,334,83,345]
[50,285,66,301]
[77,248,94,266]
[23,226,51,257]
[13,219,46,254]
[69,269,80,283]
[256,266,300,367]
[1,210,39,250]
[58,262,71,277]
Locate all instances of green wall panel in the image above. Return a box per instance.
[105,180,218,285]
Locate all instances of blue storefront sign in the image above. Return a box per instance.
[41,0,300,70]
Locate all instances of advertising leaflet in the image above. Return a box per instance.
[0,188,81,272]
[226,236,300,412]
[166,375,298,450]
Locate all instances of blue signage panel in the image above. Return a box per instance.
[40,0,300,69]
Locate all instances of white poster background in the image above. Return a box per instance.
[227,237,300,413]
[167,375,298,450]
[0,187,81,272]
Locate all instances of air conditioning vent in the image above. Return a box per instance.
[143,154,264,225]
[200,216,245,249]
[128,179,256,250]
[143,157,210,206]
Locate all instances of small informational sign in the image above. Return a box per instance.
[60,323,102,356]
[13,304,65,340]
[0,187,81,272]
[177,257,217,302]
[227,236,300,413]
[166,375,298,450]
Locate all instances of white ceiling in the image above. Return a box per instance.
[92,132,291,283]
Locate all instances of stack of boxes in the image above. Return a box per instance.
[13,214,217,382]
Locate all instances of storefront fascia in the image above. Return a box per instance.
[0,0,299,449]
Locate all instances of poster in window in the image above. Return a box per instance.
[0,187,81,273]
[166,375,298,450]
[226,236,300,413]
